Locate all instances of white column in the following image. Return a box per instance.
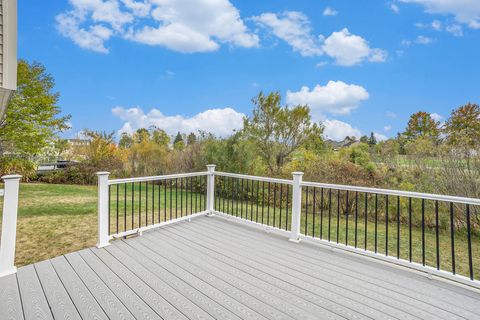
[0,174,21,277]
[206,165,216,215]
[96,172,110,248]
[289,172,303,243]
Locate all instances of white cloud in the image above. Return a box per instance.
[56,0,258,53]
[390,3,400,13]
[431,19,442,30]
[446,24,463,36]
[112,106,245,137]
[415,35,434,44]
[400,0,480,29]
[374,132,388,141]
[322,28,388,66]
[253,12,387,66]
[431,112,443,121]
[323,119,362,141]
[286,81,369,119]
[384,125,392,132]
[252,11,322,56]
[323,7,338,16]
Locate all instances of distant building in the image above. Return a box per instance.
[0,0,17,119]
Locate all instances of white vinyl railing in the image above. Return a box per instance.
[0,174,21,277]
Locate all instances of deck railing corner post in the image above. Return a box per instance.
[0,174,21,277]
[289,171,303,243]
[206,165,216,216]
[96,171,111,248]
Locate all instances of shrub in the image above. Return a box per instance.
[0,157,37,181]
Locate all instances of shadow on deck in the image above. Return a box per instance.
[1,215,479,320]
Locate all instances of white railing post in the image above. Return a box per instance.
[0,174,21,277]
[96,172,110,248]
[206,165,216,215]
[289,172,303,243]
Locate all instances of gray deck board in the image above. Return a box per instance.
[6,215,480,320]
[34,260,82,320]
[200,217,480,317]
[0,273,24,320]
[17,265,53,320]
[181,218,469,320]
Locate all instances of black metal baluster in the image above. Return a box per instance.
[190,176,193,215]
[164,180,167,222]
[139,181,142,227]
[336,190,340,243]
[223,176,226,213]
[170,179,173,220]
[145,181,148,226]
[320,188,324,239]
[364,193,368,250]
[262,181,265,224]
[355,191,358,248]
[231,177,234,215]
[131,182,134,229]
[195,176,198,213]
[304,187,308,235]
[108,185,111,235]
[386,195,389,256]
[175,178,178,219]
[157,180,160,223]
[409,197,412,262]
[124,183,127,232]
[285,185,289,231]
[250,180,254,221]
[267,182,271,225]
[375,193,378,253]
[328,189,332,241]
[241,179,245,219]
[450,202,456,274]
[466,204,473,280]
[116,184,119,234]
[273,183,277,228]
[312,188,316,238]
[236,178,239,217]
[345,190,349,246]
[422,199,425,266]
[397,196,400,259]
[435,200,439,269]
[152,181,155,225]
[256,180,260,223]
[180,178,183,217]
[245,179,249,220]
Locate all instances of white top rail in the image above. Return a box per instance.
[109,171,209,185]
[300,181,480,206]
[215,172,293,185]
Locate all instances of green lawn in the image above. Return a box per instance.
[0,182,205,267]
[0,182,478,281]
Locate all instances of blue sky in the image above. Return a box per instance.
[20,0,480,141]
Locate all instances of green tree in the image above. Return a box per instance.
[151,127,170,147]
[0,60,70,155]
[444,103,480,148]
[360,135,368,144]
[119,132,133,148]
[243,91,324,175]
[404,111,440,141]
[368,132,377,146]
[173,132,185,150]
[187,132,197,145]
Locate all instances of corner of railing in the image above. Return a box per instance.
[289,171,303,243]
[96,171,111,248]
[0,174,21,277]
[206,165,216,216]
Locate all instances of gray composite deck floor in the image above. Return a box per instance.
[1,215,480,320]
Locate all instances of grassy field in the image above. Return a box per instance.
[0,183,478,280]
